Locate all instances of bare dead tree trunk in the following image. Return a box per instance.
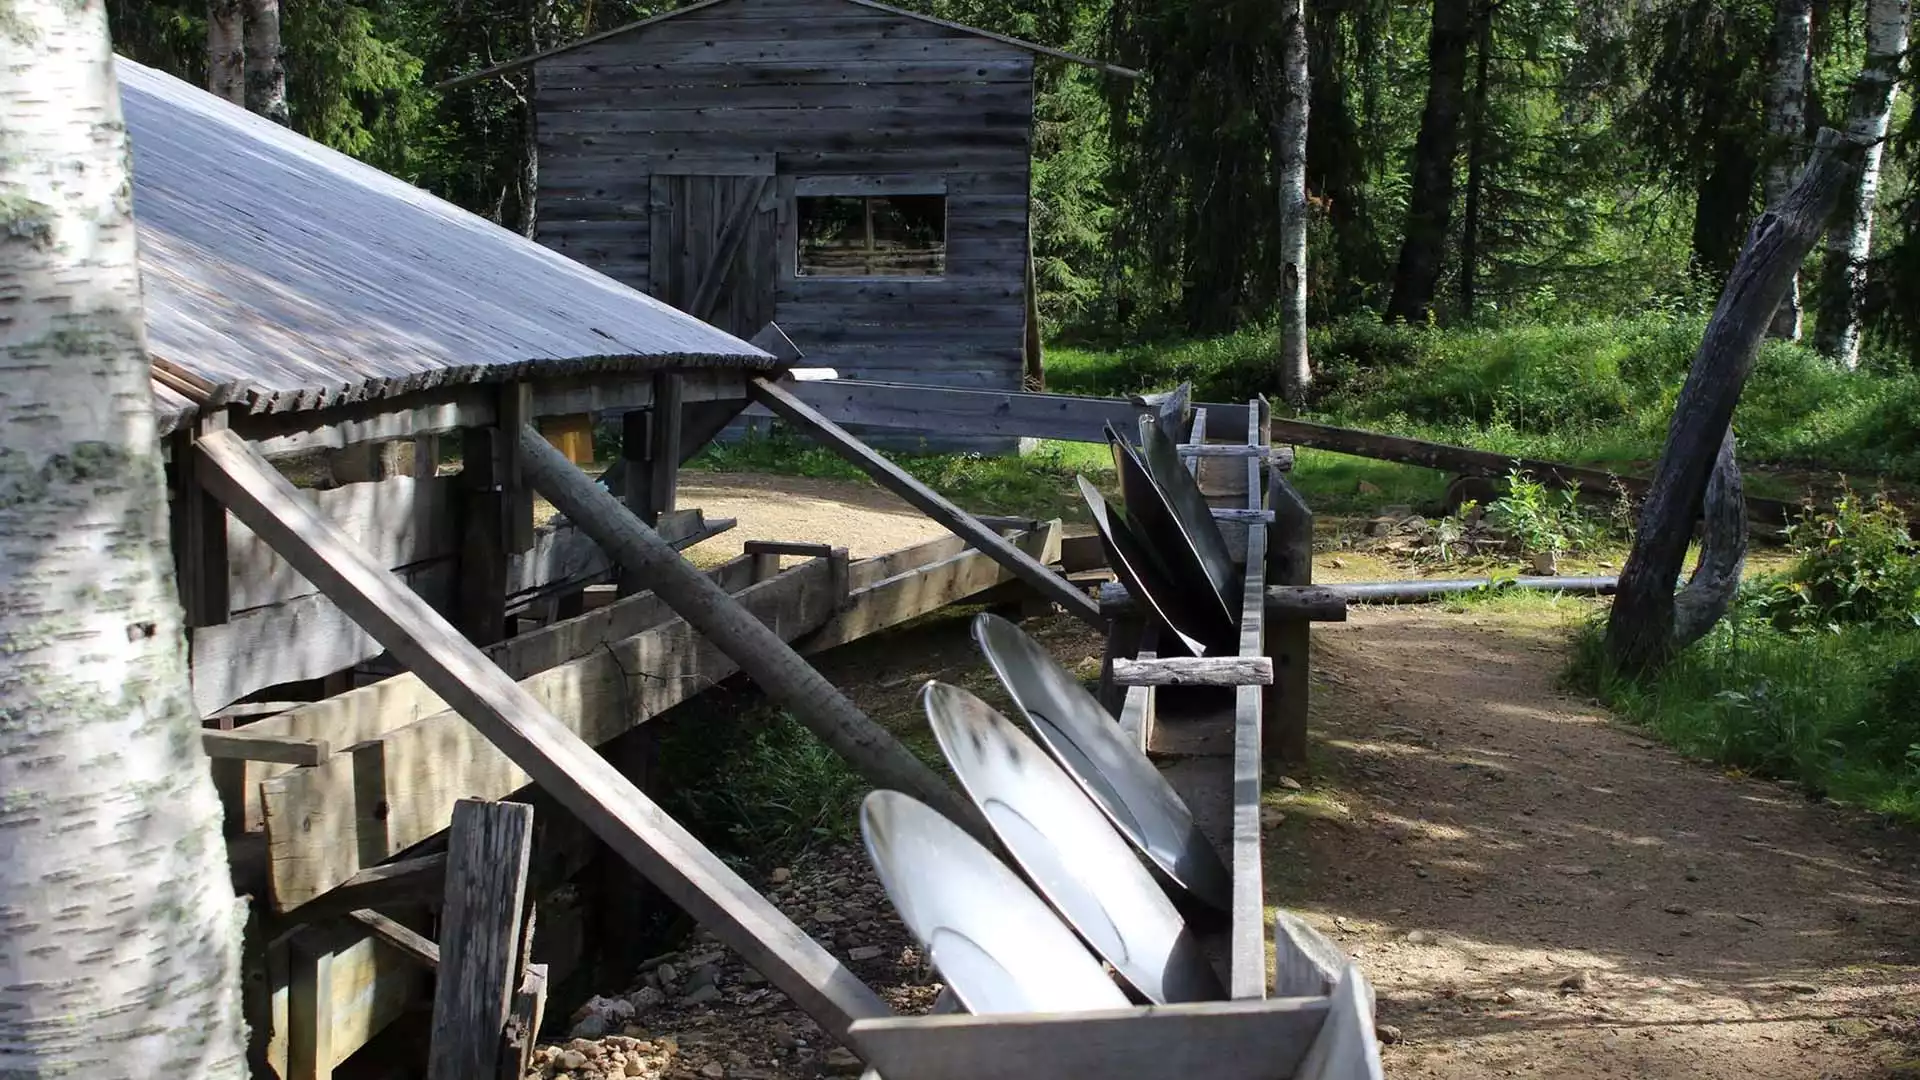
[1607,130,1862,674]
[1762,0,1813,339]
[242,0,288,125]
[1276,0,1311,404]
[1,1,247,1074]
[1813,0,1909,368]
[207,0,245,105]
[1386,0,1474,324]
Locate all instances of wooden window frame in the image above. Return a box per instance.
[791,176,950,281]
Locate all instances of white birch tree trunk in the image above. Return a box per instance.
[0,3,248,1077]
[1814,0,1910,368]
[1762,0,1812,339]
[206,0,245,106]
[1277,0,1312,405]
[242,0,289,125]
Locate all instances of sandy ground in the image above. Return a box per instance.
[546,471,1920,1078]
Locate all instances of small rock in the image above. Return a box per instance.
[1495,990,1516,1004]
[769,867,792,884]
[681,983,722,1006]
[1779,982,1820,994]
[624,1062,647,1077]
[1404,930,1435,945]
[557,1049,589,1071]
[1331,557,1348,569]
[1662,904,1692,916]
[628,986,665,1012]
[1558,971,1592,994]
[1261,806,1287,830]
[813,908,845,924]
[824,1047,864,1074]
[701,1064,726,1079]
[655,962,681,987]
[1376,1023,1402,1045]
[1278,776,1303,791]
[847,945,885,962]
[739,969,768,986]
[570,1015,611,1040]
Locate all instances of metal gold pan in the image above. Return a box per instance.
[1107,422,1238,641]
[858,790,1130,1015]
[1138,415,1241,614]
[922,681,1225,1003]
[1075,474,1206,657]
[970,613,1234,914]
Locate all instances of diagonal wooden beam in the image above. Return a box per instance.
[747,376,1102,627]
[689,175,774,323]
[190,428,889,1047]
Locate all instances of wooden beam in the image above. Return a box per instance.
[537,413,597,466]
[744,539,838,559]
[202,730,330,766]
[350,909,441,970]
[515,422,994,847]
[286,931,335,1080]
[1111,656,1271,687]
[1272,911,1345,1000]
[1266,468,1315,768]
[749,377,1101,627]
[1295,966,1387,1080]
[192,427,890,1045]
[501,384,535,553]
[173,411,231,627]
[801,524,1060,653]
[844,997,1331,1080]
[1231,400,1270,1001]
[648,374,684,524]
[428,799,534,1080]
[259,558,841,906]
[296,854,448,923]
[456,425,510,646]
[1100,582,1347,623]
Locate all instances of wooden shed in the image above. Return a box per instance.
[449,0,1133,439]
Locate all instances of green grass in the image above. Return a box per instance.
[1571,611,1920,824]
[685,428,1114,521]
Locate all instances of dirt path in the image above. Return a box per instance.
[677,472,950,565]
[1284,605,1920,1078]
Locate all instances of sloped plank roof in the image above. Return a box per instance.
[438,0,1140,89]
[119,57,773,436]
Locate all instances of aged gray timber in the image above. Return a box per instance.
[515,0,1066,425]
[1111,656,1273,687]
[428,799,534,1080]
[117,59,773,436]
[515,423,996,845]
[1231,402,1270,1000]
[192,428,891,1045]
[750,377,1101,625]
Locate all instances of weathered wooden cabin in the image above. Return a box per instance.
[451,0,1133,425]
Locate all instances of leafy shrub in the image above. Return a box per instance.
[662,710,866,865]
[1751,486,1920,630]
[1483,470,1606,557]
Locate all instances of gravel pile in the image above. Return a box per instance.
[525,845,938,1080]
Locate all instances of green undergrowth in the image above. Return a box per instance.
[685,429,1113,522]
[1571,490,1920,824]
[1052,313,1920,489]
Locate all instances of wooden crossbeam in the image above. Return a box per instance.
[350,910,440,970]
[192,428,890,1046]
[1111,656,1273,687]
[748,376,1101,627]
[201,730,330,766]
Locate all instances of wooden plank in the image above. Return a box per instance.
[537,413,598,465]
[748,378,1255,444]
[202,730,330,766]
[795,175,950,197]
[1295,966,1387,1080]
[845,532,971,590]
[749,377,1100,626]
[501,385,535,552]
[259,557,840,908]
[350,909,441,970]
[535,59,1036,88]
[1267,468,1315,767]
[1116,622,1159,751]
[802,523,1059,652]
[296,853,448,923]
[227,474,460,611]
[546,35,1030,69]
[745,540,837,558]
[286,931,334,1080]
[845,997,1331,1080]
[268,920,430,1080]
[1111,656,1272,687]
[1231,401,1270,1002]
[1272,910,1345,1000]
[648,374,684,522]
[457,426,511,647]
[691,176,775,321]
[173,413,232,627]
[428,799,534,1080]
[193,428,889,1044]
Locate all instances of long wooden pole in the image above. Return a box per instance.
[513,424,996,845]
[192,429,890,1047]
[748,376,1104,627]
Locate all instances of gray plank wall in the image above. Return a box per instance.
[532,0,1035,407]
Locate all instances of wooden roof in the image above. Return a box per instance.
[119,57,774,436]
[439,0,1141,89]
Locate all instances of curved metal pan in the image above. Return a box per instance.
[858,789,1130,1014]
[970,612,1234,913]
[1075,475,1206,657]
[1138,415,1241,611]
[1107,423,1238,639]
[923,681,1224,1002]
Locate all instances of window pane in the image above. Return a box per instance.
[796,194,946,277]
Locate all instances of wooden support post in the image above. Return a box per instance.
[191,428,891,1045]
[1266,466,1314,768]
[1098,614,1144,717]
[618,409,652,596]
[748,376,1101,627]
[509,423,994,847]
[457,426,510,646]
[501,383,535,553]
[428,798,535,1080]
[287,931,335,1080]
[172,411,232,628]
[649,373,684,523]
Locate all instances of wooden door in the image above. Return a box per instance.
[648,173,778,339]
